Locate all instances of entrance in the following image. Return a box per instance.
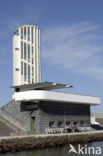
[30,116,35,131]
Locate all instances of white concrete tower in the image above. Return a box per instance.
[13,25,41,86]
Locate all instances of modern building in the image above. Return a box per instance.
[0,25,101,134]
[13,25,41,86]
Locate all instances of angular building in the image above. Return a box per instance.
[13,25,41,86]
[0,25,101,135]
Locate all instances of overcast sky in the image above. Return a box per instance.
[0,0,103,111]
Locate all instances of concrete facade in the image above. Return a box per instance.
[0,100,91,134]
[13,25,41,86]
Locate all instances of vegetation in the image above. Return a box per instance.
[96,118,103,127]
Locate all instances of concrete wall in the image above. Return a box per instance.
[39,101,90,134]
[0,101,40,133]
[0,100,90,134]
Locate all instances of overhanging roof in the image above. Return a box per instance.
[11,82,73,91]
[12,90,101,105]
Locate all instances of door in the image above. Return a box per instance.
[30,116,35,131]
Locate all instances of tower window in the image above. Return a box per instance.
[21,27,23,39]
[15,68,19,71]
[15,48,19,50]
[24,42,26,60]
[24,27,26,40]
[21,62,23,75]
[28,27,30,41]
[28,44,30,62]
[24,63,27,81]
[32,27,33,44]
[21,41,23,59]
[32,46,34,64]
[28,65,30,83]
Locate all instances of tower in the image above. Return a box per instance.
[13,25,41,86]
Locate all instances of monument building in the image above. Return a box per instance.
[0,25,101,134]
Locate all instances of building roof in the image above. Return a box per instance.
[11,82,73,91]
[12,90,101,106]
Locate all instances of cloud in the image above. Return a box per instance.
[42,22,103,80]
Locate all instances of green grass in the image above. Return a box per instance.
[0,120,14,136]
[96,118,103,127]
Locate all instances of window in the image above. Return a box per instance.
[73,121,77,126]
[15,88,20,92]
[21,62,23,75]
[66,122,70,126]
[28,27,30,41]
[24,27,26,40]
[32,27,33,44]
[28,44,30,62]
[21,41,23,59]
[15,48,19,50]
[28,65,30,83]
[58,121,62,127]
[32,46,34,64]
[14,29,19,35]
[24,63,27,81]
[24,42,26,60]
[21,27,23,39]
[49,121,54,127]
[80,121,84,126]
[15,68,19,71]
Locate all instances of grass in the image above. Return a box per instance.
[96,118,103,127]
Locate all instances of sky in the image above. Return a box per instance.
[0,0,103,112]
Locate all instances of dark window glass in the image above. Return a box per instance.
[32,46,33,64]
[73,121,77,126]
[49,121,54,127]
[28,44,30,62]
[66,122,70,126]
[28,27,30,41]
[15,68,19,71]
[58,121,62,127]
[28,65,30,83]
[14,29,19,35]
[24,42,26,60]
[15,88,20,92]
[21,41,23,59]
[15,48,19,50]
[32,27,33,43]
[21,62,23,75]
[24,63,27,81]
[21,27,23,39]
[80,121,84,126]
[24,27,26,40]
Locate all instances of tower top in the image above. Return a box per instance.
[13,25,41,86]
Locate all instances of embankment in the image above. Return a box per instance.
[0,131,103,153]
